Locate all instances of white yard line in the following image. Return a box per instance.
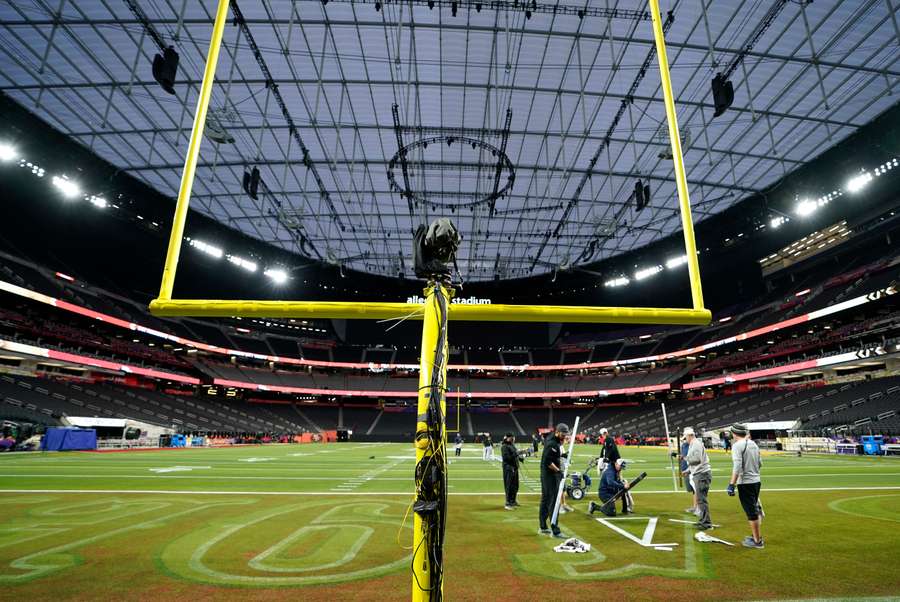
[2,486,900,496]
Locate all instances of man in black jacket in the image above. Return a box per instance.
[501,432,522,510]
[539,423,570,538]
[599,428,621,469]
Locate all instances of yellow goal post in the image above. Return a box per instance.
[148,0,710,327]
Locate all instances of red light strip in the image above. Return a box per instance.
[681,349,872,390]
[0,278,893,373]
[0,339,200,384]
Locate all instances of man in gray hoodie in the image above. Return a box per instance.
[682,427,713,530]
[727,423,764,549]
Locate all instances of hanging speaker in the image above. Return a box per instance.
[242,167,261,200]
[152,46,179,95]
[711,73,734,118]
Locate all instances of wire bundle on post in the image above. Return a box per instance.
[412,284,450,601]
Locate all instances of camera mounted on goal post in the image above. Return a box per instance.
[413,218,462,281]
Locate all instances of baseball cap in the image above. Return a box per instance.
[556,423,570,435]
[599,427,609,435]
[730,423,749,437]
[504,432,514,439]
[682,427,695,437]
[615,458,627,470]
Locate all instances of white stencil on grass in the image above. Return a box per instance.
[594,517,678,550]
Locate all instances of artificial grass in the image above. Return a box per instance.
[1,443,898,600]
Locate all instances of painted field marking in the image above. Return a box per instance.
[149,466,212,473]
[669,519,721,527]
[827,493,900,524]
[594,516,678,550]
[5,486,900,496]
[0,500,252,583]
[238,458,276,463]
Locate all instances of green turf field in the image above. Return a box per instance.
[1,442,899,601]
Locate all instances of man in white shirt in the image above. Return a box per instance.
[727,423,765,549]
[682,427,713,530]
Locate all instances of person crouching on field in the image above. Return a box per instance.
[682,427,713,530]
[727,423,765,549]
[589,458,632,516]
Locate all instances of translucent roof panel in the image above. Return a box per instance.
[0,0,897,280]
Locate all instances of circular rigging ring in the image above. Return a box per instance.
[387,135,516,210]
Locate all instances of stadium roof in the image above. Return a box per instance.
[0,0,897,281]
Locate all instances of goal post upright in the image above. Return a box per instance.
[411,283,449,601]
[647,0,705,312]
[157,0,230,302]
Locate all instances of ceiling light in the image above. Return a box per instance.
[264,268,288,284]
[89,195,107,209]
[227,255,258,272]
[770,216,787,228]
[604,277,629,288]
[0,143,17,161]
[634,265,663,281]
[665,255,688,269]
[845,172,872,193]
[189,239,224,259]
[52,175,81,198]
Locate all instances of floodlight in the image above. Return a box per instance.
[604,277,629,288]
[51,175,81,198]
[845,172,872,193]
[634,265,663,280]
[665,255,688,269]
[795,199,817,217]
[770,216,787,229]
[0,142,17,161]
[264,268,288,284]
[89,195,108,209]
[189,239,224,259]
[227,255,258,272]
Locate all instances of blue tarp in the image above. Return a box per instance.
[40,427,97,451]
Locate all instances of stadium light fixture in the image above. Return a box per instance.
[51,175,81,199]
[604,276,630,288]
[264,268,288,284]
[845,171,872,193]
[795,199,817,217]
[0,142,17,162]
[665,255,688,269]
[188,239,224,259]
[634,265,663,281]
[227,255,258,272]
[770,216,787,229]
[88,195,107,209]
